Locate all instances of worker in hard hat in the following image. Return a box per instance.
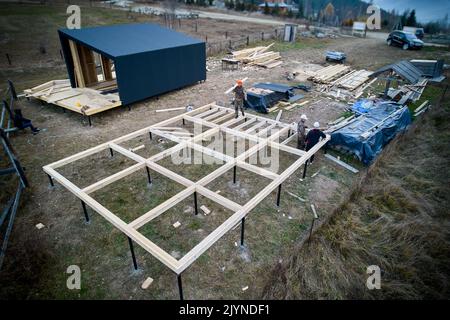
[297,114,308,150]
[305,121,326,164]
[233,79,246,118]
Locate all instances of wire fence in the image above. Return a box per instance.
[205,28,286,56]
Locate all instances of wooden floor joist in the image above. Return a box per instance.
[43,102,329,279]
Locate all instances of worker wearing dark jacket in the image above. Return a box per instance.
[13,109,40,134]
[305,122,325,164]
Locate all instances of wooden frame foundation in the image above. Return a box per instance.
[43,102,330,282]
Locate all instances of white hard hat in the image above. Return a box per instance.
[300,114,307,120]
[314,122,320,128]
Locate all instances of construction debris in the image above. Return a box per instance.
[141,277,154,290]
[410,59,445,81]
[173,221,181,228]
[324,154,359,173]
[286,191,306,202]
[130,145,145,152]
[24,80,121,116]
[387,78,428,103]
[308,65,351,83]
[310,204,318,219]
[414,100,430,117]
[155,107,188,113]
[35,223,45,230]
[200,205,211,215]
[311,170,320,178]
[230,43,282,69]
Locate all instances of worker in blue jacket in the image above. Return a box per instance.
[305,122,326,164]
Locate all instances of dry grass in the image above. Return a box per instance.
[262,82,450,299]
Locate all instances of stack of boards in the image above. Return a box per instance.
[230,43,282,69]
[24,79,122,116]
[304,65,376,101]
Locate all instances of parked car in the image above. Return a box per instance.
[386,31,424,50]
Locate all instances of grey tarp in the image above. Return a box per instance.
[329,102,411,164]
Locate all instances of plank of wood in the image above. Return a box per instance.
[200,205,211,215]
[275,110,283,122]
[224,77,248,94]
[173,221,181,228]
[310,204,318,219]
[324,154,359,173]
[286,191,305,202]
[130,145,145,152]
[68,40,85,88]
[414,100,429,113]
[141,277,154,289]
[155,107,186,113]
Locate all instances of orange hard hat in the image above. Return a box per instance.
[237,79,243,85]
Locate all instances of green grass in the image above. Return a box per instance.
[408,85,444,115]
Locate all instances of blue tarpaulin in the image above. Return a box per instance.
[329,101,411,164]
[244,82,294,113]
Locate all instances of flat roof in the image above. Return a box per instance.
[59,23,204,58]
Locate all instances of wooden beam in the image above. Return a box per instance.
[203,110,227,121]
[176,135,330,273]
[324,154,359,173]
[129,186,196,229]
[236,160,279,180]
[43,167,179,272]
[233,118,256,131]
[82,163,145,194]
[244,121,266,134]
[68,40,85,88]
[196,186,242,212]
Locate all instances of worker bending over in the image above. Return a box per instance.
[233,79,246,118]
[297,114,308,150]
[305,122,325,164]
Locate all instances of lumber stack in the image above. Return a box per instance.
[308,65,350,83]
[334,69,373,91]
[230,43,282,69]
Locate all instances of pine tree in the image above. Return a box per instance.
[406,9,417,27]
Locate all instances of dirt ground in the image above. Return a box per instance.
[1,4,449,300]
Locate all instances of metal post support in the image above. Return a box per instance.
[127,236,138,270]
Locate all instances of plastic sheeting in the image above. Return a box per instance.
[330,102,411,164]
[244,83,294,113]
